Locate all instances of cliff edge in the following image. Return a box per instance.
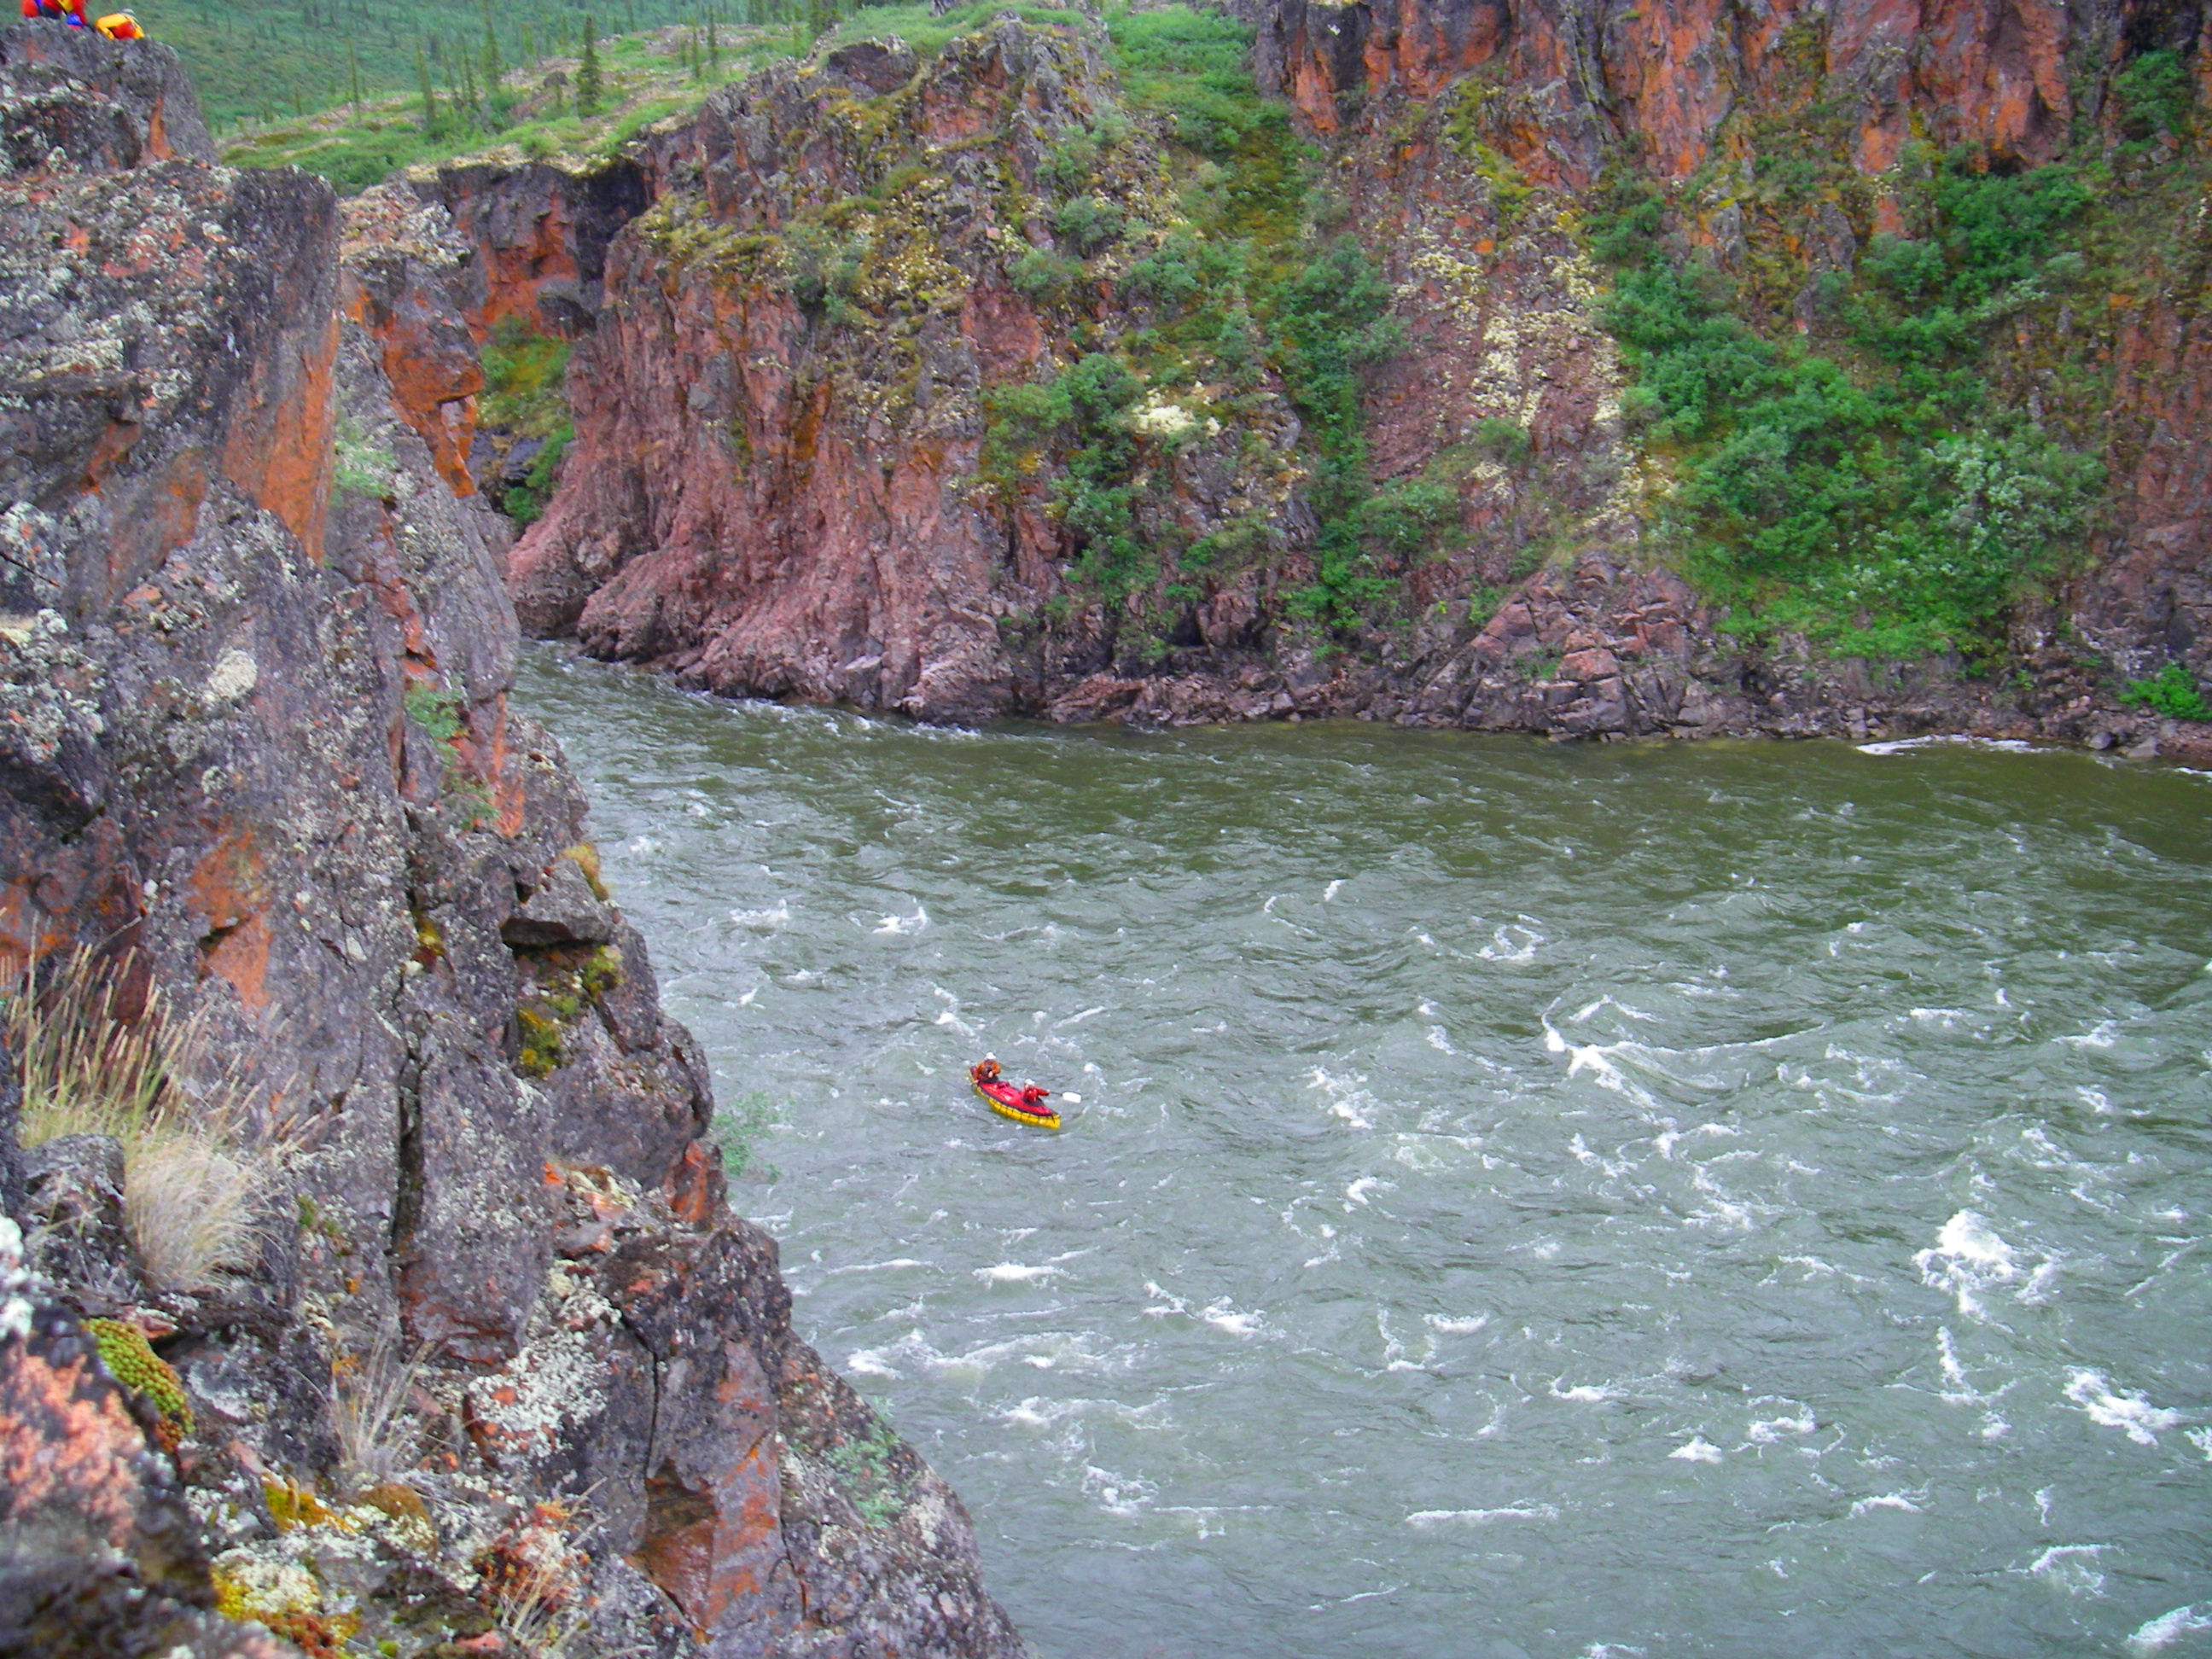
[0,21,1026,1658]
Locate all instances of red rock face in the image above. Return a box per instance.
[416,158,654,340]
[510,26,1115,721]
[1243,0,2101,182]
[341,186,488,497]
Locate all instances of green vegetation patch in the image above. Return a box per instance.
[2118,661,2212,722]
[86,1318,195,1443]
[1589,148,2111,659]
[480,319,575,523]
[974,4,1411,626]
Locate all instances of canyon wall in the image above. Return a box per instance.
[0,22,1025,1657]
[495,0,2210,758]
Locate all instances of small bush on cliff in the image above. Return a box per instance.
[1052,195,1126,257]
[716,1091,783,1181]
[2118,661,2212,721]
[9,951,262,1295]
[2112,49,2193,143]
[335,417,398,499]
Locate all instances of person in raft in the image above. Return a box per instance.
[20,0,145,35]
[972,1056,1051,1113]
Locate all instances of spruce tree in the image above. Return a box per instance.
[482,13,502,90]
[347,40,363,119]
[706,15,719,74]
[575,20,604,115]
[480,3,505,123]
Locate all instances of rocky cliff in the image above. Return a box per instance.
[0,21,1026,1657]
[490,0,2209,758]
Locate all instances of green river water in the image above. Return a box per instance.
[517,645,2212,1659]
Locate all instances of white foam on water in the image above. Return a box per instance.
[1055,1006,1103,1027]
[1857,735,2037,755]
[1686,1162,1761,1231]
[824,1257,928,1276]
[1669,1437,1724,1464]
[1201,1300,1266,1338]
[1550,1377,1623,1404]
[1745,1401,1816,1442]
[1425,1313,1489,1335]
[1477,922,1544,963]
[2064,1370,2181,1445]
[1344,1177,1394,1208]
[1581,1646,1650,1659]
[1934,1327,2015,1409]
[1850,1493,1924,1516]
[998,1394,1163,1433]
[975,1262,1058,1284]
[930,986,978,1039]
[1144,1280,1266,1338]
[2186,1427,2212,1462]
[845,1348,903,1379]
[1081,1462,1157,1518]
[1324,879,1345,901]
[2023,1544,2110,1597]
[1569,1132,1637,1180]
[1916,1210,2052,1321]
[1540,1020,1662,1110]
[2132,1606,2212,1654]
[1405,1504,1561,1528]
[871,905,928,935]
[2057,1020,2122,1050]
[1426,1026,1458,1053]
[730,900,791,930]
[1307,1067,1377,1131]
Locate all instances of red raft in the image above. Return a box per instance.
[970,1060,1062,1130]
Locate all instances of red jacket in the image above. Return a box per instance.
[20,0,90,23]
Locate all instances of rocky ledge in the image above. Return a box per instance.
[0,21,1025,1658]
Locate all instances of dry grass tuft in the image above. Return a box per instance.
[9,949,263,1294]
[332,1325,431,1492]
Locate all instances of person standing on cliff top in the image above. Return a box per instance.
[20,0,90,27]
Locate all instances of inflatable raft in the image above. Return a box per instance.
[970,1060,1062,1129]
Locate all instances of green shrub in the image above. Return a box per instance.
[403,682,465,742]
[1052,195,1126,256]
[503,422,573,527]
[781,219,870,318]
[1040,130,1101,194]
[2111,49,2193,141]
[716,1090,783,1180]
[1470,416,1531,463]
[1010,247,1086,305]
[1359,474,1460,559]
[2118,661,2212,721]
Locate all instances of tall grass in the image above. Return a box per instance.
[333,1324,432,1489]
[8,951,262,1295]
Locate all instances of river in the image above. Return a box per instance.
[517,646,2212,1659]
